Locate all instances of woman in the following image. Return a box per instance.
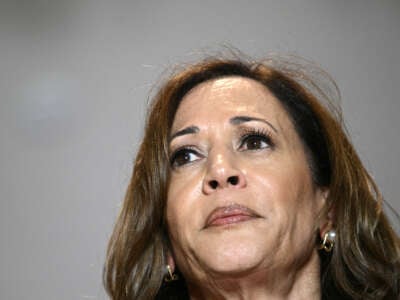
[103,54,400,299]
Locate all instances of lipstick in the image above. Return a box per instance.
[205,204,261,228]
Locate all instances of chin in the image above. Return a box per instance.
[195,229,272,275]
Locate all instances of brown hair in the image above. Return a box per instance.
[103,55,400,299]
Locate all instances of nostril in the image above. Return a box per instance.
[209,180,218,189]
[227,176,239,185]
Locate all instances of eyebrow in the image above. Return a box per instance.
[230,116,278,133]
[169,125,199,142]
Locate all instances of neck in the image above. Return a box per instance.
[187,250,321,300]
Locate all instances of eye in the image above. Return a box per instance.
[170,147,202,168]
[239,130,273,151]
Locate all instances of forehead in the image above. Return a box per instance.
[172,76,289,129]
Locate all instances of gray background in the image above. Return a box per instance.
[1,1,399,299]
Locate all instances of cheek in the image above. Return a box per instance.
[252,171,320,263]
[251,161,319,227]
[166,173,203,237]
[166,191,190,256]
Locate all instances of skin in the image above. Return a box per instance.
[166,76,330,300]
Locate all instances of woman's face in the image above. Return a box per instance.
[166,76,327,281]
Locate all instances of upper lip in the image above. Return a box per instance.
[204,203,261,228]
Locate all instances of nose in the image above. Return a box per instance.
[202,152,247,194]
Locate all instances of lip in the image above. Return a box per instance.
[204,204,261,228]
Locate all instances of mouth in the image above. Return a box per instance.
[204,204,262,228]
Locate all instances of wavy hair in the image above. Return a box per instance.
[103,55,400,299]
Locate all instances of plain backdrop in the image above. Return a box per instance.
[1,1,399,299]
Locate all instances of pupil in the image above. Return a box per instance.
[178,152,190,164]
[249,138,260,148]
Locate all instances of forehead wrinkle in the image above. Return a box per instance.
[171,76,292,140]
[182,76,253,105]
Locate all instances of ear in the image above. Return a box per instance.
[166,250,176,273]
[317,189,335,238]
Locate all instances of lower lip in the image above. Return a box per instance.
[208,214,256,227]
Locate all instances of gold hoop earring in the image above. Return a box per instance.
[164,265,179,282]
[320,229,336,253]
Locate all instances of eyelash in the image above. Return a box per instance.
[169,128,274,168]
[238,128,274,151]
[169,145,201,169]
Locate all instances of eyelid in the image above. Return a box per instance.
[169,144,199,157]
[237,127,275,150]
[169,145,203,168]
